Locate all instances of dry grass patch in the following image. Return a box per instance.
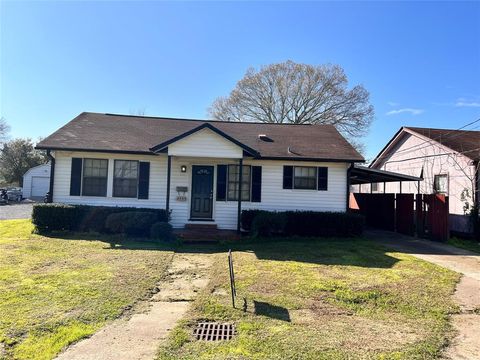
[158,238,459,360]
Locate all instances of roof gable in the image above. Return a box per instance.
[150,123,259,157]
[370,126,480,168]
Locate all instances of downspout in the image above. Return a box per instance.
[237,158,243,233]
[46,150,55,203]
[346,163,354,212]
[166,155,172,214]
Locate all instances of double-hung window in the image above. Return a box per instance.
[294,167,317,190]
[113,160,139,198]
[227,165,251,201]
[82,159,108,196]
[433,174,448,194]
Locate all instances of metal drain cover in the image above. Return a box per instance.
[193,322,236,341]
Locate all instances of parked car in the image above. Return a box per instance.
[0,189,8,205]
[7,187,23,202]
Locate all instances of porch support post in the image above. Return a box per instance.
[237,158,243,233]
[166,155,172,214]
[399,181,402,194]
[46,150,55,203]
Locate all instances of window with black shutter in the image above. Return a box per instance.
[251,166,262,202]
[138,162,150,199]
[70,158,83,196]
[283,166,293,189]
[317,167,328,191]
[216,165,227,201]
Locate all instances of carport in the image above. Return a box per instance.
[348,166,449,241]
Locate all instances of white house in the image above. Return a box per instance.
[36,112,364,231]
[22,162,51,199]
[362,126,479,234]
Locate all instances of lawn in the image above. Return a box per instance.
[447,237,480,254]
[0,219,174,360]
[158,238,460,360]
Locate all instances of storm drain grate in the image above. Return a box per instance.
[193,322,236,341]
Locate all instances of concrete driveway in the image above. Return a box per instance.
[0,201,34,220]
[368,230,480,360]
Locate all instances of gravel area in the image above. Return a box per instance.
[0,202,34,220]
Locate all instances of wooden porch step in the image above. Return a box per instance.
[174,228,240,242]
[185,223,218,230]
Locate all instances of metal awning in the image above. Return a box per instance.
[350,165,422,185]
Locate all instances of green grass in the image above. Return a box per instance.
[158,237,460,360]
[0,219,174,360]
[447,237,480,254]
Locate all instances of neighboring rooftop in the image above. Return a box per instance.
[406,127,480,161]
[36,112,364,162]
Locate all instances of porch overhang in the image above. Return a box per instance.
[350,165,422,185]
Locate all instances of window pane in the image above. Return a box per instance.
[82,159,108,196]
[227,165,251,201]
[293,166,317,190]
[434,175,447,193]
[114,160,139,197]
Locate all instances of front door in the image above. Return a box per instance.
[191,165,214,219]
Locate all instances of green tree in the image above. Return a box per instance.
[0,138,46,186]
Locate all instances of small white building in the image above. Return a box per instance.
[358,127,479,234]
[22,163,51,199]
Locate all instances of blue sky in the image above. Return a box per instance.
[1,1,479,161]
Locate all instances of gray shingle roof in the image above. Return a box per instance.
[37,112,364,162]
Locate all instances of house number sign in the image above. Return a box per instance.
[176,186,188,202]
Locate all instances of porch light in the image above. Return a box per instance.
[181,165,187,173]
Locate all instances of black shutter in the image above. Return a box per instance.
[70,158,82,196]
[283,166,293,189]
[318,167,328,191]
[138,162,150,199]
[216,165,227,201]
[251,166,262,202]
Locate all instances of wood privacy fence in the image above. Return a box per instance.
[350,193,449,241]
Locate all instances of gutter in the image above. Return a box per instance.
[46,150,55,203]
[346,162,354,212]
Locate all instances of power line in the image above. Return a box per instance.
[372,117,480,165]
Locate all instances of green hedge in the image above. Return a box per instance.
[32,204,169,233]
[241,209,364,237]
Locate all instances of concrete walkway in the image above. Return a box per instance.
[368,230,480,360]
[55,252,213,360]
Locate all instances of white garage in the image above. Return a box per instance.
[22,163,51,199]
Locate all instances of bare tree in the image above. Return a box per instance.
[0,117,10,144]
[208,61,374,146]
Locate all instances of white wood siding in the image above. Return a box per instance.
[52,151,349,230]
[22,163,51,198]
[355,132,476,233]
[168,128,243,158]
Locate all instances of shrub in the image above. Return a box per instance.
[241,209,266,231]
[32,203,80,232]
[105,211,158,236]
[251,211,286,238]
[32,204,169,234]
[150,222,174,241]
[241,209,365,238]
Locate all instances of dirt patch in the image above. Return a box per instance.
[55,252,213,360]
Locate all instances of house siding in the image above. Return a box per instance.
[356,132,476,233]
[168,128,243,158]
[52,151,349,230]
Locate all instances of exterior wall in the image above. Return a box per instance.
[168,128,243,158]
[355,132,476,233]
[22,163,51,198]
[53,151,349,230]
